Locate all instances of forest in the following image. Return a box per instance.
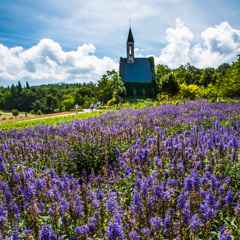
[0,55,239,114]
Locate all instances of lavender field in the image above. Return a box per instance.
[0,101,240,239]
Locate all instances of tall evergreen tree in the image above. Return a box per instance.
[3,90,15,110]
[26,81,30,89]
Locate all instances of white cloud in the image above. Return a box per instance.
[156,18,194,68]
[155,19,240,68]
[0,39,118,85]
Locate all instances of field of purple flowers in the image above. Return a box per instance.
[0,101,240,239]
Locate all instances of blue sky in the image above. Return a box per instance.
[0,0,240,87]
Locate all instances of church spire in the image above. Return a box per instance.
[127,28,134,63]
[127,28,134,43]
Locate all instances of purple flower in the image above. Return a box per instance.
[39,224,57,240]
[177,194,186,210]
[184,177,192,192]
[141,228,150,235]
[224,189,234,207]
[164,171,169,180]
[129,229,140,240]
[150,217,162,230]
[190,214,202,234]
[106,219,125,239]
[220,225,231,240]
[206,164,212,172]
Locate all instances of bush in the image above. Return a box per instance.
[36,110,43,115]
[100,105,107,109]
[179,83,201,100]
[107,98,117,106]
[70,106,83,112]
[62,99,74,111]
[29,110,35,115]
[12,109,19,117]
[54,108,60,113]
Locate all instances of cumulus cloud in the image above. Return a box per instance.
[0,39,118,86]
[155,19,240,68]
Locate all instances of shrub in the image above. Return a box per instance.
[36,110,43,115]
[62,99,74,111]
[100,105,106,109]
[12,109,19,117]
[107,98,117,106]
[179,83,201,100]
[54,108,60,113]
[70,106,83,112]
[29,110,35,115]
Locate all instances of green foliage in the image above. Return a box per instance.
[36,109,43,115]
[62,98,74,111]
[179,83,201,100]
[158,73,180,97]
[1,58,240,115]
[0,110,105,130]
[12,109,19,117]
[3,90,15,110]
[19,89,36,111]
[97,70,125,102]
[124,82,156,99]
[107,98,117,106]
[32,100,45,113]
[221,56,240,97]
[200,67,215,89]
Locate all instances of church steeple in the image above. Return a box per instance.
[127,28,134,63]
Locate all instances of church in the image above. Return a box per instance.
[119,28,156,99]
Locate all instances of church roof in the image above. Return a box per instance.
[120,58,154,82]
[127,28,134,42]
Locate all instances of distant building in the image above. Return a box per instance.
[119,28,156,99]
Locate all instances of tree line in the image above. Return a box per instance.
[0,70,124,114]
[156,55,240,99]
[0,55,239,114]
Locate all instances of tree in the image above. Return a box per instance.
[46,95,54,112]
[17,81,23,95]
[199,68,214,95]
[97,70,125,103]
[98,74,113,103]
[76,86,93,98]
[3,90,15,110]
[212,72,223,98]
[62,99,74,111]
[32,100,45,113]
[221,55,240,97]
[110,70,126,100]
[26,81,30,89]
[19,89,36,112]
[216,63,231,76]
[155,64,171,82]
[50,97,59,111]
[158,73,180,97]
